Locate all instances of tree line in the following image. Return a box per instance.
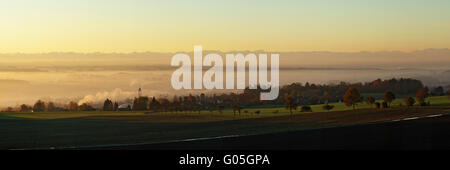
[3,78,449,113]
[342,87,432,110]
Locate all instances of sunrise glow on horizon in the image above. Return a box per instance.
[1,0,450,53]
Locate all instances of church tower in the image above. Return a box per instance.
[138,87,142,98]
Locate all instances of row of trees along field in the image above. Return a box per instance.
[15,100,96,112]
[4,78,450,113]
[341,87,432,110]
[282,86,437,116]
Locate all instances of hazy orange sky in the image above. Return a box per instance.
[1,0,450,53]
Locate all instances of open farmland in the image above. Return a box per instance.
[0,96,449,150]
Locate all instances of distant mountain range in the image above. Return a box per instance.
[1,48,450,69]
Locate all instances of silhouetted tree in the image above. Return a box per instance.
[133,97,149,111]
[149,97,160,112]
[431,86,445,96]
[284,92,298,116]
[68,101,78,111]
[4,107,14,112]
[405,96,415,107]
[216,103,224,114]
[157,98,170,112]
[47,102,56,112]
[231,103,242,116]
[343,87,361,110]
[192,103,203,114]
[365,96,376,108]
[20,104,32,112]
[416,88,428,106]
[103,99,114,111]
[114,102,119,111]
[383,91,396,107]
[33,100,46,112]
[424,86,430,94]
[79,103,95,111]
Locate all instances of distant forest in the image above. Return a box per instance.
[241,78,436,106]
[126,78,447,112]
[5,78,449,113]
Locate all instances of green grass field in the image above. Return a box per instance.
[4,96,448,121]
[0,96,449,149]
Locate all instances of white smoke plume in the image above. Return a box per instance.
[78,88,136,105]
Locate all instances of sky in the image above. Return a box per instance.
[1,0,450,107]
[0,0,450,53]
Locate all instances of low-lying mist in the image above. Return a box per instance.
[0,49,449,107]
